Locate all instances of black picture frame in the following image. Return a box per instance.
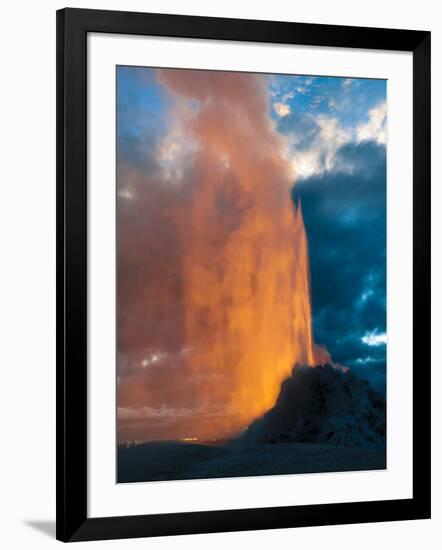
[56,7,431,542]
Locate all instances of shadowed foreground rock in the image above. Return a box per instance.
[118,440,385,483]
[240,364,386,449]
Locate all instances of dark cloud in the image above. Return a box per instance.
[292,140,386,393]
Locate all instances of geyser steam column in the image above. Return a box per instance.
[159,69,316,439]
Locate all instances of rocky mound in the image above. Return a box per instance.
[240,364,386,450]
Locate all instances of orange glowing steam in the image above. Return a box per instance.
[154,69,316,438]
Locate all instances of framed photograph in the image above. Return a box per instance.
[56,8,431,542]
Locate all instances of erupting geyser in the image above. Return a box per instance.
[118,69,326,442]
[159,69,319,438]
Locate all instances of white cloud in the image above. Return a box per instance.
[273,102,291,117]
[356,101,387,145]
[282,91,295,102]
[118,405,197,419]
[118,402,228,420]
[355,356,378,364]
[361,330,387,346]
[328,97,337,110]
[290,115,351,178]
[118,188,135,200]
[139,347,191,369]
[158,118,198,181]
[288,100,387,179]
[141,351,166,368]
[311,95,324,108]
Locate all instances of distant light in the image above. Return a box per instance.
[362,330,387,346]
